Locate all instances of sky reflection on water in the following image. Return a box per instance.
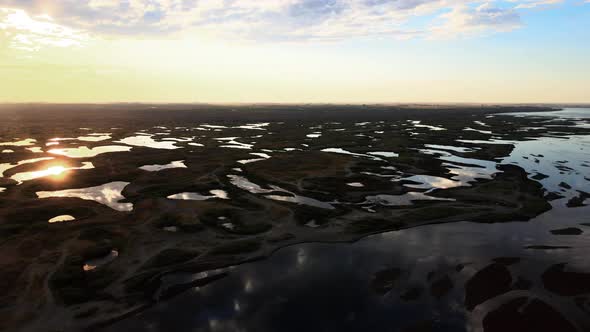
[49,146,132,158]
[36,182,132,211]
[109,203,590,332]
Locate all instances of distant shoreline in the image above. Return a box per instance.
[0,103,569,125]
[1,102,588,108]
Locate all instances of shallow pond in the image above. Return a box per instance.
[36,181,132,211]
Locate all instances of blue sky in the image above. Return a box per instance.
[0,0,588,103]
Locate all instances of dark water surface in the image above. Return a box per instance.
[111,204,590,332]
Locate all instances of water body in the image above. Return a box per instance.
[11,162,94,184]
[139,160,187,172]
[321,147,383,161]
[48,215,76,223]
[0,138,36,146]
[111,203,590,332]
[402,174,463,191]
[109,109,590,332]
[265,192,335,210]
[117,135,181,149]
[167,190,229,201]
[363,192,455,206]
[0,157,55,176]
[48,146,132,158]
[502,134,589,199]
[36,182,132,211]
[77,134,112,142]
[215,137,254,150]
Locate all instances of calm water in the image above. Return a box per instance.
[109,203,590,332]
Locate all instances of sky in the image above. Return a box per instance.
[0,0,589,104]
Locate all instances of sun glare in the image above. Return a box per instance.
[9,162,95,183]
[45,166,66,175]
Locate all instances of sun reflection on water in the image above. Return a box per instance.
[10,162,94,183]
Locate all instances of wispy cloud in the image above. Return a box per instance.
[509,0,563,9]
[0,7,87,51]
[0,0,576,50]
[430,2,522,38]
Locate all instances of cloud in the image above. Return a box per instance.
[0,0,573,48]
[430,2,522,38]
[0,7,87,51]
[509,0,563,9]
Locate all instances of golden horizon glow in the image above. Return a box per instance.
[1,2,589,104]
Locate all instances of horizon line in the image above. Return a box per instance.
[1,102,589,107]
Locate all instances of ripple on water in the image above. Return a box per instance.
[36,182,132,211]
